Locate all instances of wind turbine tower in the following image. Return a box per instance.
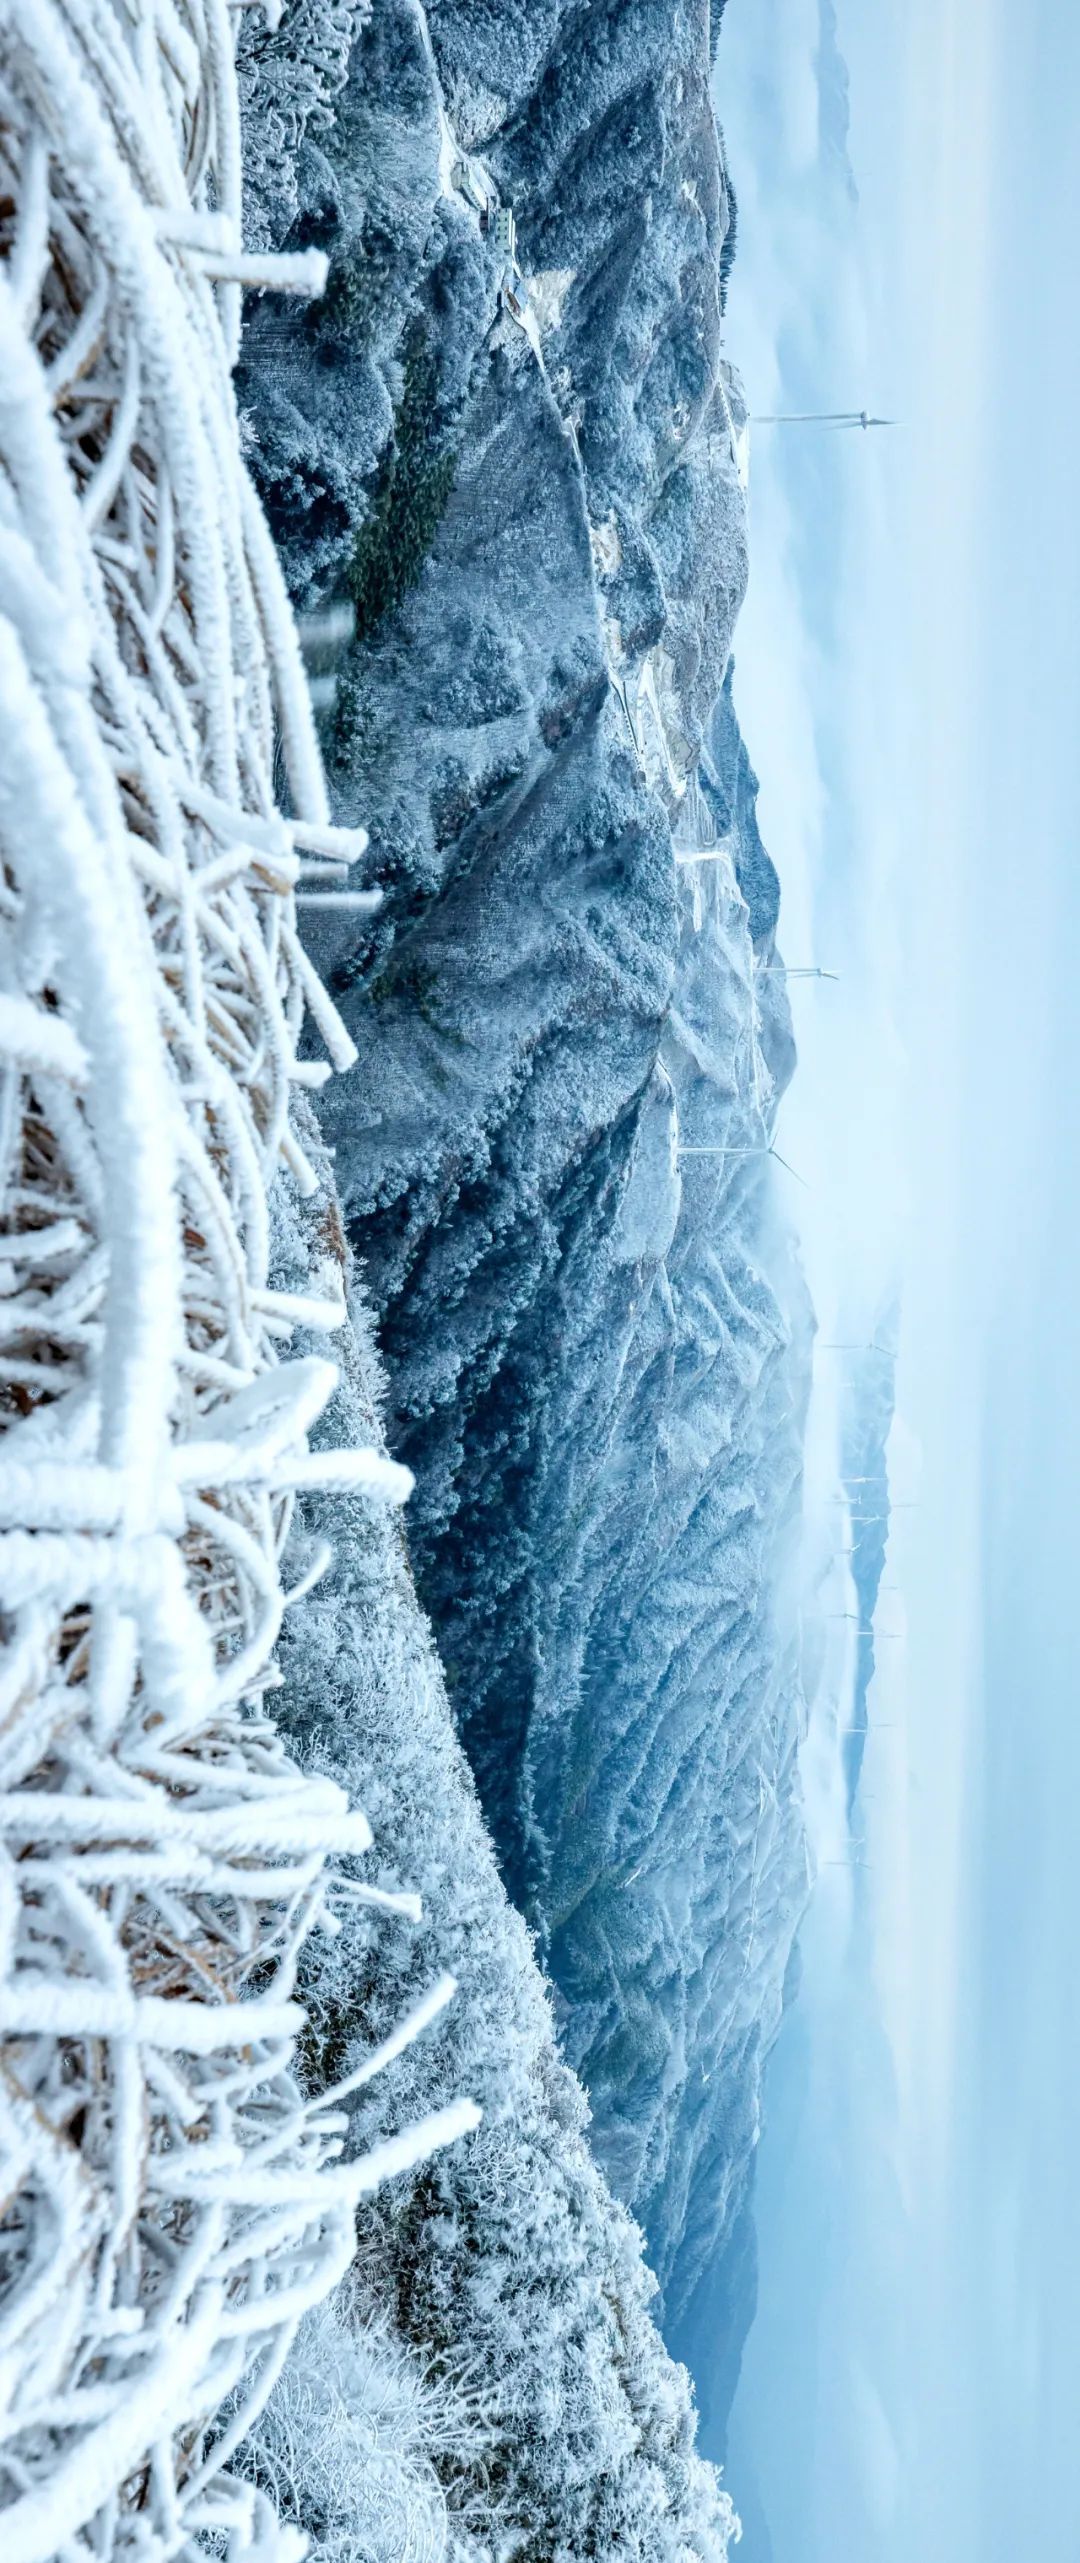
[751,410,894,431]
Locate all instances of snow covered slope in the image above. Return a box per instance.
[264,1120,740,2559]
[238,0,812,2423]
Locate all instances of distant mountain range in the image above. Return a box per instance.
[838,1307,899,1811]
[818,0,859,204]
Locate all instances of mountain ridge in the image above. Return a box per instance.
[239,0,812,2443]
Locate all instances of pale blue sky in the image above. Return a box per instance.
[713,3,1080,2556]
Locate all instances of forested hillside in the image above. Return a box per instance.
[259,1119,739,2558]
[238,0,812,2416]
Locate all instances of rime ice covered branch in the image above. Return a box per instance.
[0,3,474,2556]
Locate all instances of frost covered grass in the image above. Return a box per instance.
[0,2,474,2555]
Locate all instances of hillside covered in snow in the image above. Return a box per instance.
[0,0,765,2554]
[238,0,813,2444]
[264,1119,740,2559]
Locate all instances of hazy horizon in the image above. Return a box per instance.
[715,2,1080,2554]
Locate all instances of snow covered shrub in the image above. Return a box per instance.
[0,4,474,2556]
[239,2294,471,2563]
[238,0,374,256]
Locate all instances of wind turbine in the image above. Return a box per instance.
[818,1341,894,1354]
[752,409,894,430]
[677,1143,809,1187]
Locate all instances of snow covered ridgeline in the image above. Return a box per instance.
[0,5,475,2556]
[236,0,811,2432]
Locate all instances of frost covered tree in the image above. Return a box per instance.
[0,3,474,2556]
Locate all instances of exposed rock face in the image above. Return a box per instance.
[239,0,811,2425]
